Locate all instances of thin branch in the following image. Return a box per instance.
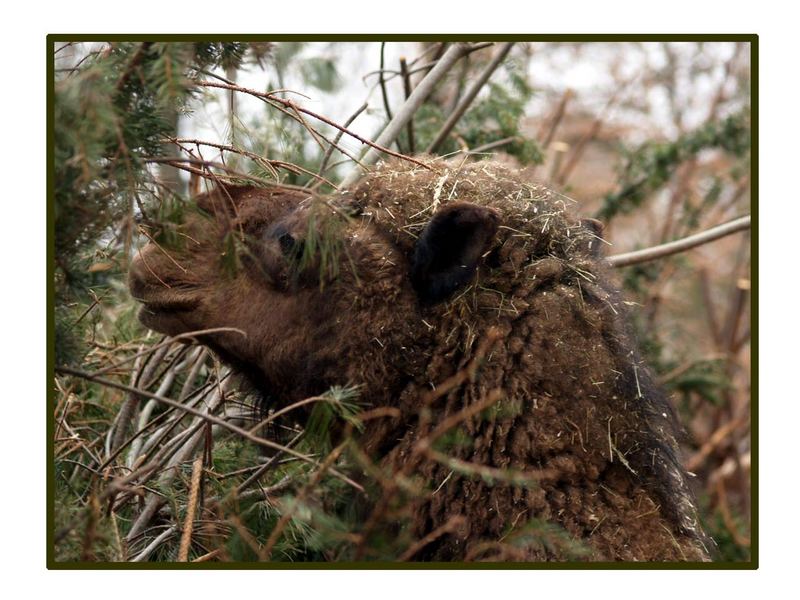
[316,102,368,179]
[607,215,751,268]
[341,42,471,187]
[686,416,748,473]
[169,138,338,190]
[90,328,245,378]
[537,88,574,148]
[56,366,365,493]
[426,42,515,154]
[379,43,393,122]
[130,525,177,562]
[425,449,557,487]
[397,515,466,561]
[196,81,429,172]
[143,157,271,186]
[114,42,152,94]
[399,57,415,154]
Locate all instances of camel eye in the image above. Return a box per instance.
[278,231,295,255]
[274,229,305,262]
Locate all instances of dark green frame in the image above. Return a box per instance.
[47,33,758,570]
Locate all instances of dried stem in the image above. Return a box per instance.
[686,416,748,473]
[178,457,204,561]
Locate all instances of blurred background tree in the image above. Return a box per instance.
[52,40,751,562]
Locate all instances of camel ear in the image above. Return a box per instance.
[411,202,499,304]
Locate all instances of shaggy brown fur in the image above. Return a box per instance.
[129,159,710,562]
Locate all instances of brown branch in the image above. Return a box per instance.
[426,42,515,154]
[56,366,365,493]
[195,81,430,172]
[421,326,503,406]
[399,57,415,154]
[90,328,245,379]
[316,102,368,180]
[142,156,271,187]
[425,449,557,487]
[169,138,338,190]
[686,416,748,473]
[137,226,187,273]
[340,42,472,186]
[114,42,151,94]
[715,478,750,547]
[397,515,466,561]
[555,117,603,186]
[413,388,505,457]
[607,215,751,268]
[537,88,574,147]
[379,42,393,122]
[698,268,723,347]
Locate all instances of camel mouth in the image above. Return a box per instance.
[135,296,200,313]
[136,299,201,336]
[129,262,202,314]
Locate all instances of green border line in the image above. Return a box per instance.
[47,35,56,569]
[47,33,758,570]
[748,36,758,570]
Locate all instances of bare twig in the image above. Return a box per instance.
[425,450,557,487]
[426,42,515,154]
[316,102,368,179]
[341,42,471,187]
[169,138,338,190]
[686,416,748,473]
[130,526,177,562]
[56,366,365,493]
[142,156,271,187]
[537,89,574,148]
[91,328,245,378]
[698,268,723,346]
[397,515,466,561]
[399,57,415,154]
[379,43,393,122]
[196,81,430,172]
[607,215,751,268]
